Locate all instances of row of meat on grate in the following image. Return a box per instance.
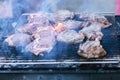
[4,10,112,58]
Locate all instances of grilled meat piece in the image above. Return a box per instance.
[54,23,67,33]
[78,40,106,58]
[17,13,55,34]
[26,37,56,56]
[32,26,56,39]
[25,26,56,56]
[63,20,88,29]
[17,23,42,34]
[27,12,53,25]
[79,14,112,28]
[79,23,104,40]
[54,10,74,22]
[4,33,32,47]
[57,30,85,44]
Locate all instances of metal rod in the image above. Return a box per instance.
[0,61,119,65]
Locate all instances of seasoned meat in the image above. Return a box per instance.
[54,10,74,22]
[25,37,56,56]
[4,33,32,47]
[57,30,85,44]
[77,40,106,58]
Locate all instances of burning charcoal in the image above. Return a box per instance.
[54,23,66,33]
[25,37,56,56]
[54,10,74,22]
[57,30,85,44]
[4,33,32,47]
[78,40,106,58]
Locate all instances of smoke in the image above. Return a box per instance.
[76,0,115,14]
[40,0,61,12]
[0,0,62,59]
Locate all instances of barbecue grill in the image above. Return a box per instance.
[0,15,120,73]
[0,0,120,74]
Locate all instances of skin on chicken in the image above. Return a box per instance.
[78,40,106,58]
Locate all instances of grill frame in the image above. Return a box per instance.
[0,15,120,70]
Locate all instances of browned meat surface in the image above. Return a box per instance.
[77,40,106,58]
[4,33,32,47]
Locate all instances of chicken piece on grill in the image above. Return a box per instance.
[63,20,89,30]
[27,12,54,25]
[17,23,42,34]
[77,40,106,58]
[4,33,32,47]
[54,23,67,33]
[25,37,56,56]
[32,26,56,39]
[79,23,104,41]
[57,30,85,44]
[79,14,112,28]
[25,26,56,56]
[54,10,74,22]
[17,13,55,34]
